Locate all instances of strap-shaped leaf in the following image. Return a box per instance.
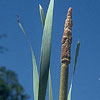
[39,4,45,28]
[39,5,53,100]
[31,47,39,100]
[72,41,80,77]
[38,0,54,100]
[49,70,53,100]
[67,41,80,100]
[16,16,39,100]
[67,83,72,100]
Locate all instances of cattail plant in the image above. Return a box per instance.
[17,0,80,99]
[59,7,72,100]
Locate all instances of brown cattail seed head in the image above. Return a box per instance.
[61,7,72,64]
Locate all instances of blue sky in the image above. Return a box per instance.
[0,0,100,100]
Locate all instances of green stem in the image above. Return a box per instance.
[59,63,69,100]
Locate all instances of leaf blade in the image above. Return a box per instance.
[67,41,80,100]
[31,47,39,100]
[17,16,39,100]
[39,4,45,28]
[72,41,80,77]
[38,0,54,99]
[39,5,53,100]
[49,69,53,100]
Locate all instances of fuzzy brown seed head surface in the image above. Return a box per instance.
[61,7,72,64]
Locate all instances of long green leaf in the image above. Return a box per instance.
[39,4,45,28]
[39,5,53,100]
[38,0,54,100]
[49,70,53,100]
[67,41,80,100]
[16,16,39,100]
[31,47,39,100]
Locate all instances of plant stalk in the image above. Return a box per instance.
[59,63,69,100]
[59,7,72,100]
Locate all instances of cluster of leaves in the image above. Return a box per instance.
[0,66,29,100]
[17,0,54,100]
